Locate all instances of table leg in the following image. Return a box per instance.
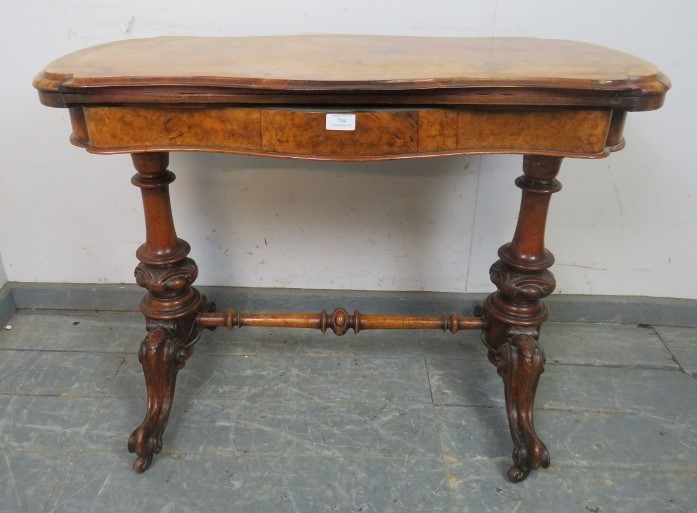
[482,155,562,482]
[127,152,207,472]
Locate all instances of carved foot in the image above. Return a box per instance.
[128,324,190,473]
[491,332,550,482]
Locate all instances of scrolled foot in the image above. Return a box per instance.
[507,465,530,483]
[132,454,154,474]
[128,326,185,473]
[507,442,551,482]
[525,438,551,470]
[489,331,550,482]
[128,421,164,470]
[507,436,550,482]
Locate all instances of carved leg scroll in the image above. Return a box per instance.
[490,331,549,482]
[128,323,184,472]
[127,153,207,472]
[482,155,561,482]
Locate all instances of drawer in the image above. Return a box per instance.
[261,109,418,157]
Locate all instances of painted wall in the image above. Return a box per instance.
[0,1,694,298]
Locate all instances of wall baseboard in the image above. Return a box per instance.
[0,284,16,327]
[2,282,696,327]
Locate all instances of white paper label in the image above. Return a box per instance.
[326,113,356,131]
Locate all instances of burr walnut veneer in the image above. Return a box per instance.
[34,35,669,482]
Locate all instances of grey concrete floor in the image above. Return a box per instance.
[1,310,696,513]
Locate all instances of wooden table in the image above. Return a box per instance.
[34,35,669,482]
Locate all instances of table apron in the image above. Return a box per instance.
[70,106,619,159]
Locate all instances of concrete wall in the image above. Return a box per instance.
[1,1,694,297]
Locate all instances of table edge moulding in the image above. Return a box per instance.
[33,35,670,482]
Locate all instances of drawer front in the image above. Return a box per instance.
[261,110,418,157]
[81,107,261,152]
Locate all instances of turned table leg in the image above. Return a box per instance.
[482,155,562,482]
[127,152,207,472]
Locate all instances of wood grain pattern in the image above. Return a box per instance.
[418,110,459,152]
[34,36,669,111]
[456,109,611,154]
[83,107,261,152]
[260,110,418,156]
[74,106,614,158]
